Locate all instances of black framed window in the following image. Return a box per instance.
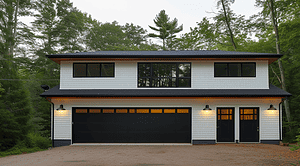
[138,62,191,88]
[73,63,115,77]
[214,62,256,77]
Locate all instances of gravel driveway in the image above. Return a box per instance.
[1,144,299,166]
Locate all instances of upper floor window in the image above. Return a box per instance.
[138,62,191,88]
[73,63,114,77]
[214,62,256,77]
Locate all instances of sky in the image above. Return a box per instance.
[69,0,261,44]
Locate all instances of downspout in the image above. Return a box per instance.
[279,98,284,142]
[45,97,54,148]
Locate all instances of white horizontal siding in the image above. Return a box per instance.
[192,60,268,89]
[52,103,72,139]
[52,98,281,141]
[60,60,269,89]
[60,61,137,89]
[261,108,280,140]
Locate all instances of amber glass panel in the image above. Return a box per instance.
[255,115,257,120]
[218,109,220,114]
[230,109,232,114]
[76,109,87,113]
[244,109,254,114]
[240,109,243,114]
[151,109,162,113]
[116,109,127,113]
[129,109,135,113]
[103,109,114,113]
[244,115,253,120]
[218,115,220,120]
[221,115,229,120]
[221,109,231,114]
[240,115,243,120]
[137,109,149,113]
[177,109,189,113]
[230,115,232,120]
[89,109,101,113]
[164,109,175,113]
[254,109,257,114]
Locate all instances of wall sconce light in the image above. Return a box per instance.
[203,105,212,112]
[267,104,277,110]
[56,104,66,111]
[40,85,50,92]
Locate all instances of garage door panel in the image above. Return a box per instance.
[72,107,191,143]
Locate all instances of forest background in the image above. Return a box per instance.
[0,0,299,154]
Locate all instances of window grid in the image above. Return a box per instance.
[214,62,256,77]
[138,62,191,88]
[73,63,115,77]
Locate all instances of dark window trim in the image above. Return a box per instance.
[73,63,115,78]
[138,62,191,88]
[214,62,256,77]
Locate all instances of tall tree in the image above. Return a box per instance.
[255,0,292,130]
[0,0,33,151]
[148,10,183,50]
[217,0,237,51]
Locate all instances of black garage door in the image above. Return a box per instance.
[72,107,191,143]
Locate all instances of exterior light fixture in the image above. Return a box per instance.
[40,85,50,92]
[56,104,66,111]
[267,104,277,110]
[203,105,212,110]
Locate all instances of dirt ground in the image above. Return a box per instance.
[0,144,299,166]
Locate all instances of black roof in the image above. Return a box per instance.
[40,84,291,97]
[46,50,282,58]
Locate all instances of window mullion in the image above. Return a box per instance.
[241,63,243,76]
[86,63,88,77]
[150,63,153,87]
[176,63,179,87]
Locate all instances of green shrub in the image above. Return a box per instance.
[0,109,21,151]
[0,139,45,157]
[27,132,52,149]
[289,128,300,151]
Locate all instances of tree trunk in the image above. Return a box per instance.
[267,0,292,131]
[221,0,237,51]
[7,0,19,56]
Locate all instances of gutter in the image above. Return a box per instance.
[45,97,54,148]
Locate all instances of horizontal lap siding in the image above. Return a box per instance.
[192,61,269,89]
[53,106,71,139]
[60,61,137,89]
[261,108,279,140]
[60,60,269,89]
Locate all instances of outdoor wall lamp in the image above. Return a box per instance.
[203,105,212,111]
[56,104,66,111]
[267,104,277,110]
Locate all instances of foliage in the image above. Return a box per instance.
[0,132,51,157]
[25,132,52,149]
[0,108,20,151]
[148,10,183,50]
[289,128,300,151]
[86,21,157,51]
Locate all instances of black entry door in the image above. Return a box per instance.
[217,107,234,142]
[72,107,191,143]
[239,107,259,142]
